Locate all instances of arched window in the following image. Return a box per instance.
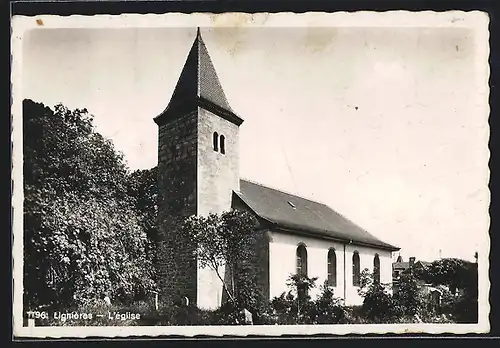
[296,244,308,276]
[213,132,219,152]
[352,251,361,287]
[220,135,226,154]
[373,254,381,285]
[327,249,337,287]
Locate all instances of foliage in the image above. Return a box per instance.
[393,272,426,317]
[271,274,317,324]
[177,210,265,312]
[414,258,477,293]
[414,258,478,323]
[357,268,402,322]
[23,99,155,309]
[126,167,159,274]
[314,281,349,324]
[270,275,348,325]
[356,268,374,298]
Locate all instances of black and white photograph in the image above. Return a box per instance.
[11,11,490,337]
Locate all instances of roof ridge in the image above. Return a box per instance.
[239,178,328,206]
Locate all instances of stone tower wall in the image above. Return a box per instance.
[156,111,199,308]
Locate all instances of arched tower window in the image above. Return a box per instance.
[220,134,226,154]
[296,244,308,276]
[327,249,337,287]
[352,251,361,287]
[213,132,219,152]
[373,254,381,285]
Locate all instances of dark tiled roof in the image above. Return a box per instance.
[392,260,431,270]
[393,262,410,270]
[235,179,399,251]
[154,29,242,126]
[197,32,234,113]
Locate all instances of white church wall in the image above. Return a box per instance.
[268,230,394,306]
[197,263,225,310]
[344,244,393,306]
[268,231,346,301]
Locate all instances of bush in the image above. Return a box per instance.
[270,274,317,324]
[361,283,401,323]
[269,275,349,325]
[162,305,213,326]
[314,282,349,324]
[393,272,426,317]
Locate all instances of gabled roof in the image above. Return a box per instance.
[393,262,409,270]
[154,28,243,126]
[392,260,431,270]
[418,261,432,267]
[234,179,400,251]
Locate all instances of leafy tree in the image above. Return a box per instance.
[357,268,401,322]
[393,272,426,317]
[23,99,155,309]
[314,281,349,324]
[176,210,265,312]
[414,258,477,293]
[414,258,478,323]
[271,274,318,324]
[126,167,159,268]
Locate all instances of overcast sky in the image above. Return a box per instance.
[22,25,489,262]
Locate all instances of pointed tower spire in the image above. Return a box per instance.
[154,28,243,126]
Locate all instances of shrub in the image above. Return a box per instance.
[314,281,349,324]
[270,275,349,325]
[393,272,426,317]
[164,305,213,326]
[361,283,401,323]
[270,274,318,324]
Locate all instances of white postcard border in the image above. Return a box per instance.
[11,11,491,337]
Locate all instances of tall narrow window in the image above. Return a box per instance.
[213,132,219,152]
[296,244,308,276]
[220,135,226,154]
[327,249,337,287]
[373,254,381,285]
[352,251,361,287]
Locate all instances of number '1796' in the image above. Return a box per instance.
[26,311,48,319]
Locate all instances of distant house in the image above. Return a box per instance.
[392,256,431,280]
[392,256,432,294]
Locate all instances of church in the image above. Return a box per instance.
[154,29,400,310]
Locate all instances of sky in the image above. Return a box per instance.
[21,25,489,263]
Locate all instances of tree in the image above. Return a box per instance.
[177,210,265,311]
[314,281,348,324]
[271,274,318,324]
[37,193,155,306]
[414,258,477,293]
[23,99,155,309]
[393,272,426,317]
[414,258,478,323]
[357,268,400,322]
[126,167,159,269]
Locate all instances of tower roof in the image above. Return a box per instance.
[154,28,243,126]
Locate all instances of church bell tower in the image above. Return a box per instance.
[154,28,244,308]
